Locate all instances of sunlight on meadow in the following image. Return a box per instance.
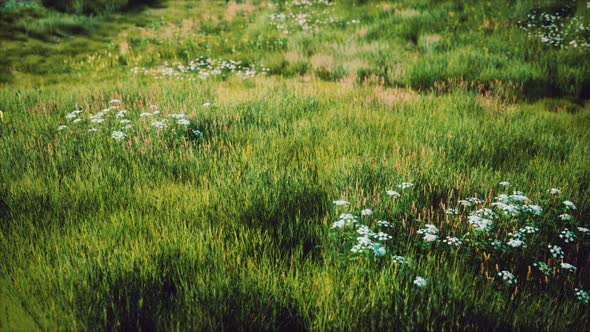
[0,0,589,330]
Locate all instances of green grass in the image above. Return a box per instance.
[1,0,589,330]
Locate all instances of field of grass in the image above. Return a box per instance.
[1,0,589,330]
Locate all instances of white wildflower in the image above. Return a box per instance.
[333,200,350,206]
[548,244,565,260]
[361,208,372,216]
[559,228,576,243]
[111,131,126,141]
[560,263,576,272]
[507,238,524,248]
[413,276,427,288]
[442,236,462,247]
[392,256,408,264]
[498,270,516,285]
[397,182,414,189]
[151,121,167,129]
[386,190,401,198]
[563,200,577,210]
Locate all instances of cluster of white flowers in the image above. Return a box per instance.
[397,182,414,190]
[560,262,576,272]
[559,228,576,243]
[413,276,427,288]
[417,224,439,242]
[391,255,408,264]
[361,208,372,216]
[506,226,539,248]
[498,270,516,285]
[132,57,269,81]
[548,244,565,260]
[533,261,552,276]
[377,220,394,228]
[268,0,358,34]
[490,191,542,217]
[445,208,458,215]
[329,184,587,301]
[331,213,357,229]
[386,190,401,198]
[519,7,590,49]
[57,100,205,142]
[575,288,589,304]
[442,236,462,247]
[563,200,577,210]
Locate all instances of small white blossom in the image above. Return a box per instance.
[397,182,414,189]
[177,119,191,125]
[468,215,493,231]
[57,125,68,131]
[549,188,561,195]
[386,190,401,198]
[563,200,577,210]
[499,181,510,187]
[374,232,392,241]
[533,262,552,276]
[507,238,524,248]
[445,208,458,215]
[458,199,472,207]
[377,220,393,228]
[498,270,516,285]
[442,236,462,247]
[575,288,589,304]
[423,233,439,242]
[560,263,576,272]
[111,131,126,141]
[559,228,576,243]
[333,200,350,206]
[392,256,408,264]
[361,209,372,216]
[151,121,167,129]
[413,276,427,288]
[168,113,187,119]
[548,244,565,260]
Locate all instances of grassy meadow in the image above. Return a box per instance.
[1,0,590,330]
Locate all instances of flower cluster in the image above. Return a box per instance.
[519,6,590,49]
[417,224,439,242]
[132,57,269,81]
[498,270,516,285]
[56,100,205,143]
[328,182,588,302]
[268,0,358,34]
[575,288,589,304]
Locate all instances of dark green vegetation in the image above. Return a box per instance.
[1,0,589,330]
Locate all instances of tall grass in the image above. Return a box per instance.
[1,0,589,329]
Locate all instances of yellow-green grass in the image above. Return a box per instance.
[1,0,589,330]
